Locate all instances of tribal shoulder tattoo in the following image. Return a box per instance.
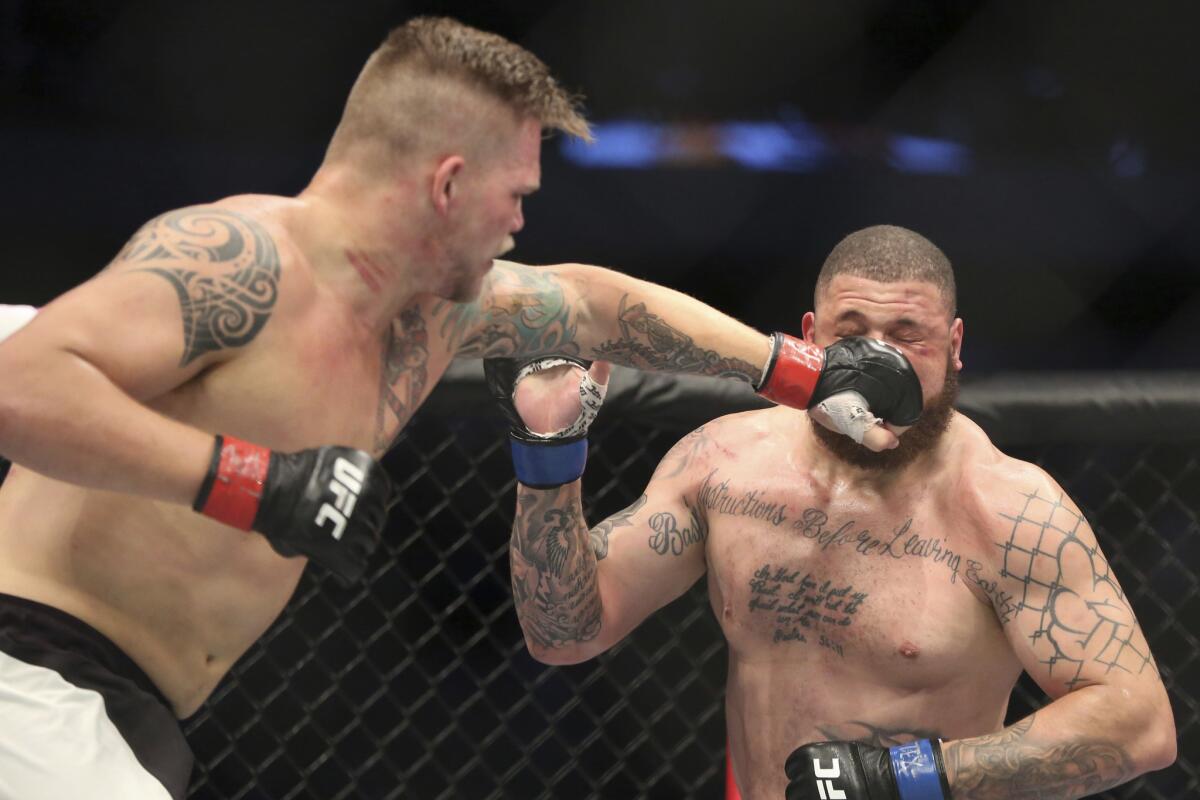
[122,208,281,365]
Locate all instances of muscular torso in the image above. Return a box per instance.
[699,409,1023,799]
[0,197,452,716]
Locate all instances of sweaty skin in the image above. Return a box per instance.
[508,277,1175,800]
[0,192,774,717]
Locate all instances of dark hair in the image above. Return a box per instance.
[815,225,957,316]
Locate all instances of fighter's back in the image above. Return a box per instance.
[0,197,451,716]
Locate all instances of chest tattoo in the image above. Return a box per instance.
[374,307,429,452]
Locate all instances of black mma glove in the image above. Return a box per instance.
[757,334,923,426]
[484,356,607,489]
[193,435,395,583]
[785,739,951,800]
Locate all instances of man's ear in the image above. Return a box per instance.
[431,155,465,216]
[950,317,964,371]
[801,311,817,343]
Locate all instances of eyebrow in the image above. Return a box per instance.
[833,311,926,330]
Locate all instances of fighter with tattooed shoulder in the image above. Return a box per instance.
[0,19,918,800]
[492,225,1176,800]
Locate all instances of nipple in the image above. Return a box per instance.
[898,641,920,658]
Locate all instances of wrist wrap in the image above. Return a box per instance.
[510,439,588,490]
[194,435,271,530]
[889,739,950,800]
[756,333,826,409]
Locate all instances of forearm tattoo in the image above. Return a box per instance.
[996,489,1155,689]
[123,208,281,365]
[945,715,1135,799]
[591,293,761,381]
[510,487,601,649]
[589,494,646,560]
[440,266,578,358]
[373,307,429,452]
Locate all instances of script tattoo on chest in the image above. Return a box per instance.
[124,208,281,366]
[748,564,868,652]
[374,307,429,452]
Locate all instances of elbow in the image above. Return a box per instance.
[1141,711,1178,773]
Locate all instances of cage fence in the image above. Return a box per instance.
[183,367,1200,800]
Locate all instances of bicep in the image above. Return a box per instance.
[590,483,709,649]
[445,260,584,359]
[19,207,282,400]
[985,478,1159,699]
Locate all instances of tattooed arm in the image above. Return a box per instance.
[0,206,280,502]
[512,425,716,663]
[443,260,771,381]
[941,466,1177,798]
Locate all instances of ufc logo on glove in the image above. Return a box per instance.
[315,458,365,540]
[813,758,847,800]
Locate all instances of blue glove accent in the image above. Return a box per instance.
[510,439,588,489]
[889,739,946,800]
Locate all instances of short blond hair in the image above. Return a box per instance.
[327,17,590,164]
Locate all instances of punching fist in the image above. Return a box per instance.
[485,356,610,489]
[193,436,396,583]
[785,739,950,800]
[756,334,923,452]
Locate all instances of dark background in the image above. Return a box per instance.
[2,0,1198,370]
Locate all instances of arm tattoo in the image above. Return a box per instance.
[589,494,647,560]
[439,267,578,358]
[647,496,708,556]
[996,489,1155,689]
[374,307,429,452]
[591,293,760,381]
[510,488,601,649]
[124,208,281,366]
[945,715,1136,798]
[816,721,943,748]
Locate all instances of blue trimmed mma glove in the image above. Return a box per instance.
[785,739,951,800]
[484,356,608,489]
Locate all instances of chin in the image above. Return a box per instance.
[812,360,960,471]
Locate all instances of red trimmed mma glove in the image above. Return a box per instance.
[756,334,924,427]
[484,356,607,489]
[785,739,951,800]
[192,436,396,583]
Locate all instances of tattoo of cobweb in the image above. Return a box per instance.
[589,494,647,560]
[374,307,429,452]
[511,488,601,649]
[997,489,1154,690]
[592,294,760,381]
[124,208,281,366]
[945,715,1135,799]
[816,721,944,749]
[438,266,578,358]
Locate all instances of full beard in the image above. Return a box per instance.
[810,356,959,471]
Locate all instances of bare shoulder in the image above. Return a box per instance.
[101,199,307,365]
[953,412,1071,546]
[652,406,786,485]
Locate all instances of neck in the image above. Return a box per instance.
[291,162,437,330]
[804,418,954,495]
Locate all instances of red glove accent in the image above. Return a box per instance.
[756,333,825,409]
[195,435,271,530]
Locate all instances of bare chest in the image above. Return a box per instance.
[704,476,1003,686]
[160,304,452,455]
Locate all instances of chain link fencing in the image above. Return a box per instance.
[183,367,1199,799]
